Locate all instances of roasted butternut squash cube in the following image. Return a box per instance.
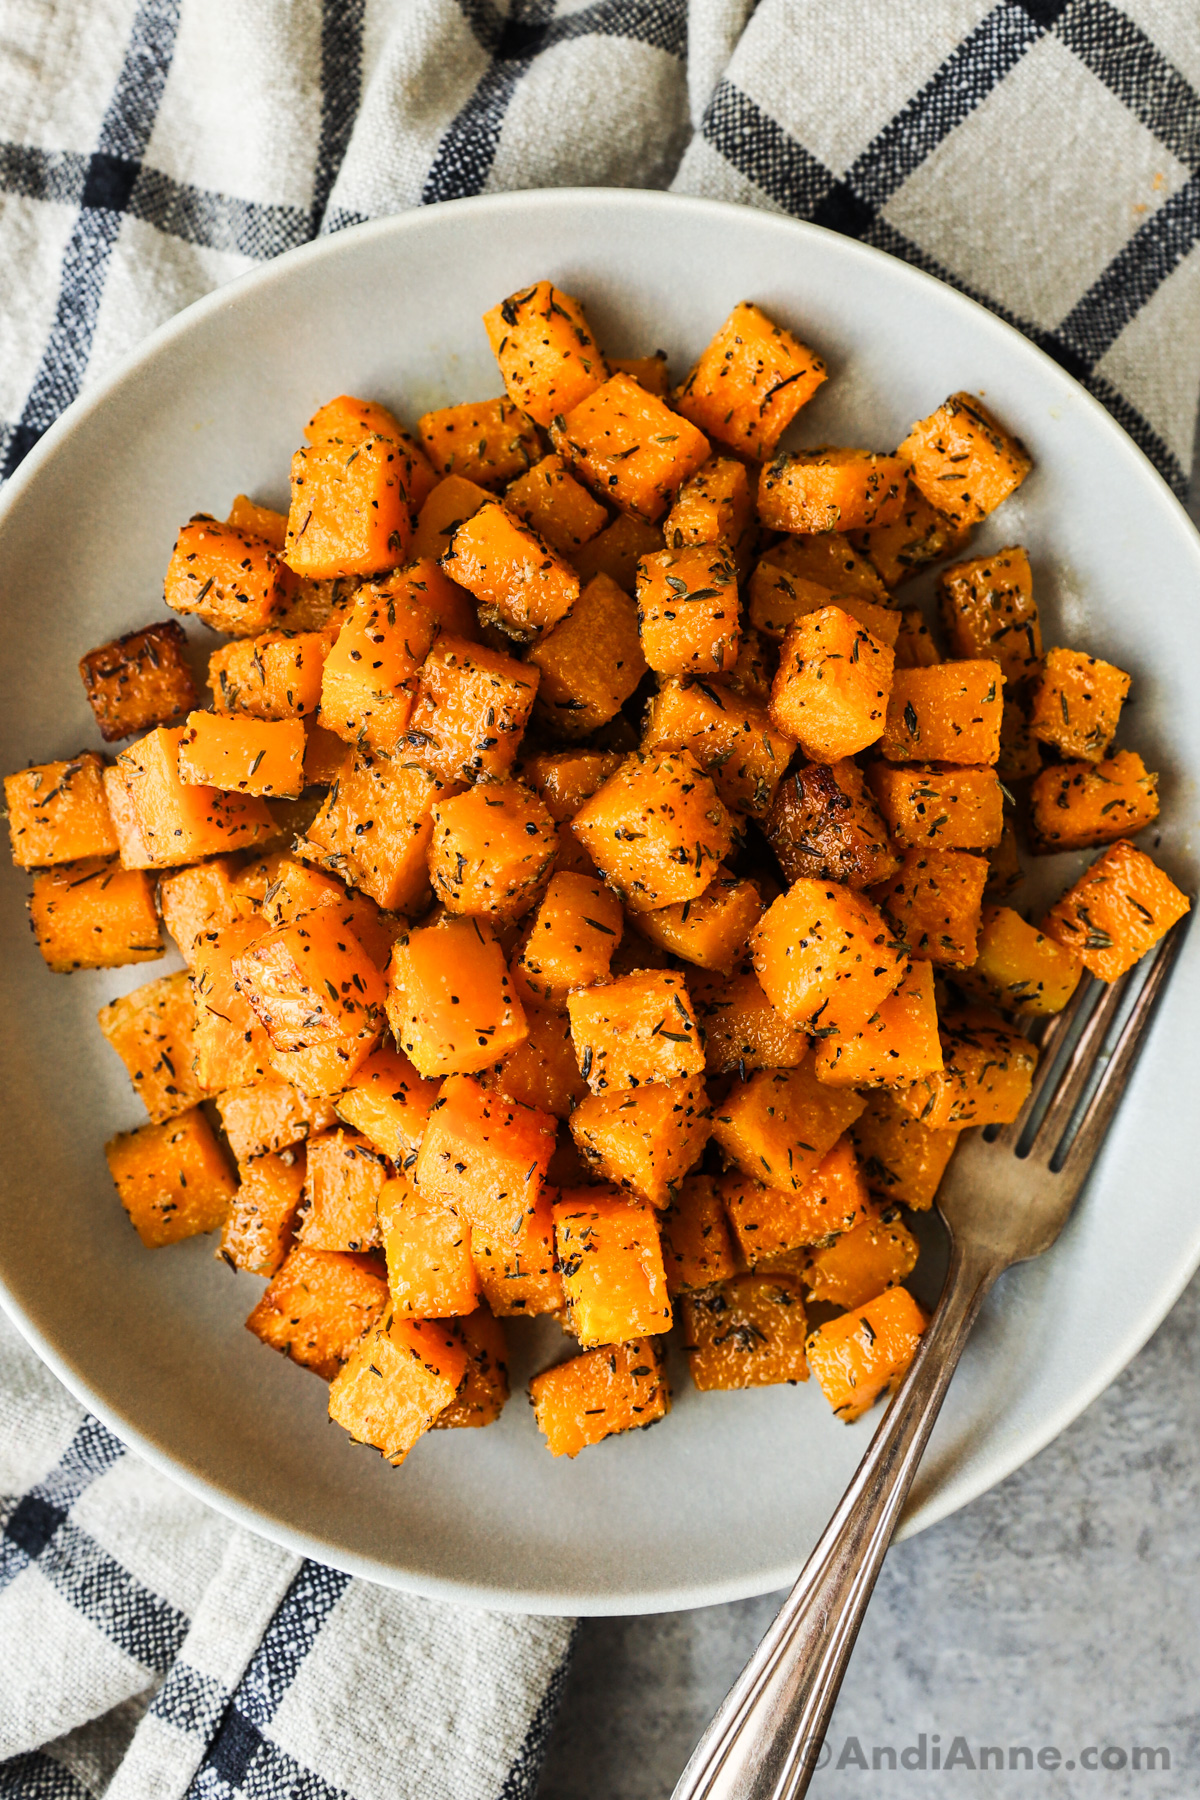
[659,1175,741,1296]
[483,281,608,427]
[305,396,439,517]
[226,494,288,547]
[937,546,1041,683]
[106,1107,236,1248]
[481,1003,588,1120]
[807,1285,927,1421]
[764,759,898,890]
[895,1013,1037,1129]
[406,636,538,785]
[766,530,890,602]
[80,621,198,742]
[210,628,332,720]
[469,1171,564,1318]
[29,858,161,971]
[871,847,988,967]
[758,449,907,535]
[505,453,608,555]
[530,1337,668,1457]
[295,1128,386,1252]
[165,518,284,636]
[720,1136,870,1263]
[335,1046,439,1169]
[415,1074,557,1239]
[6,753,118,867]
[850,1090,957,1209]
[177,713,306,799]
[305,750,446,914]
[328,1309,466,1459]
[387,915,527,1077]
[432,1306,509,1428]
[662,457,753,549]
[880,661,1004,765]
[570,1075,711,1208]
[568,970,703,1094]
[635,544,740,677]
[747,563,899,653]
[214,1078,335,1165]
[418,398,539,490]
[428,777,555,923]
[1028,647,1130,763]
[690,962,810,1075]
[217,1149,305,1277]
[97,765,153,870]
[683,1274,808,1389]
[632,871,764,974]
[611,353,670,397]
[769,606,894,763]
[191,916,273,1090]
[642,678,793,820]
[268,1032,378,1097]
[672,302,826,460]
[1029,748,1159,854]
[305,722,353,786]
[801,1202,919,1310]
[522,750,624,822]
[569,512,665,593]
[273,573,357,634]
[893,608,942,670]
[98,971,208,1121]
[318,584,437,753]
[515,872,623,1002]
[550,372,710,522]
[233,903,386,1054]
[866,762,1003,850]
[571,750,733,913]
[711,1064,865,1195]
[985,817,1024,901]
[750,879,907,1036]
[898,392,1031,528]
[957,904,1082,1016]
[284,429,412,580]
[158,855,246,962]
[249,854,397,969]
[376,1175,479,1316]
[813,958,942,1087]
[410,474,493,563]
[552,1187,672,1347]
[528,571,647,737]
[444,499,579,643]
[996,693,1042,783]
[847,482,970,588]
[247,1244,388,1379]
[1041,840,1190,981]
[116,728,275,866]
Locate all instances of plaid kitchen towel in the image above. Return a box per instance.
[2,1,1200,1796]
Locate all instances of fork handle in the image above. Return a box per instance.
[671,1239,998,1800]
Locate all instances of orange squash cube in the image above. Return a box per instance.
[305,722,354,787]
[515,872,623,1003]
[663,456,754,549]
[432,1306,510,1428]
[893,608,942,670]
[569,511,665,593]
[807,1285,927,1421]
[335,1046,439,1169]
[164,517,284,636]
[898,392,1031,528]
[177,713,306,798]
[444,499,579,642]
[996,694,1042,784]
[552,1187,672,1347]
[79,620,198,743]
[376,1175,480,1317]
[217,1149,305,1277]
[800,1202,919,1310]
[226,494,288,547]
[418,398,539,489]
[233,903,386,1053]
[1030,748,1159,854]
[632,871,764,974]
[414,1074,556,1231]
[850,1090,958,1210]
[481,1004,587,1119]
[938,546,1041,682]
[610,353,670,397]
[550,372,710,522]
[328,1309,466,1460]
[570,1075,711,1208]
[642,679,794,822]
[847,481,970,588]
[813,959,942,1087]
[690,963,810,1075]
[98,972,209,1121]
[527,571,647,737]
[105,1107,236,1248]
[672,302,826,460]
[758,449,907,534]
[866,762,1003,850]
[985,818,1023,902]
[683,1273,808,1389]
[530,1338,669,1458]
[747,561,899,651]
[764,760,899,890]
[571,750,733,913]
[318,585,437,753]
[522,750,624,822]
[956,905,1082,1015]
[720,1136,871,1264]
[158,856,247,962]
[659,1175,741,1296]
[871,847,988,967]
[636,545,740,676]
[880,661,1004,766]
[387,915,527,1077]
[428,777,556,923]
[6,753,118,867]
[247,1244,388,1379]
[409,474,493,563]
[214,1079,336,1165]
[895,1013,1037,1129]
[1028,647,1130,763]
[469,1174,564,1318]
[191,916,273,1090]
[406,636,539,785]
[115,727,274,866]
[250,855,395,969]
[304,396,439,516]
[769,606,894,762]
[749,879,907,1036]
[304,750,446,915]
[505,453,608,555]
[483,280,608,427]
[766,530,889,601]
[567,970,703,1093]
[1041,840,1190,981]
[284,428,412,580]
[209,628,332,720]
[267,1032,379,1097]
[28,858,161,972]
[295,1128,386,1253]
[711,1064,865,1195]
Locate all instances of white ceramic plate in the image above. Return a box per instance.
[1,190,1198,1617]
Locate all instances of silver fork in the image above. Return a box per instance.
[672,915,1189,1800]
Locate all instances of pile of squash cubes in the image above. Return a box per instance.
[6,282,1188,1465]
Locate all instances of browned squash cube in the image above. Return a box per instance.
[217,1148,305,1277]
[335,1046,439,1169]
[406,636,539,785]
[871,846,988,967]
[985,817,1023,901]
[764,759,899,890]
[807,1285,926,1421]
[995,693,1043,783]
[813,958,942,1088]
[80,621,198,743]
[893,608,942,670]
[1028,647,1130,763]
[428,777,555,923]
[377,1175,480,1317]
[444,499,579,642]
[663,457,753,550]
[530,1338,669,1457]
[898,392,1031,527]
[770,606,895,763]
[527,571,647,736]
[568,970,703,1093]
[642,679,794,820]
[866,762,1003,850]
[215,1078,336,1165]
[1029,748,1159,854]
[6,753,118,867]
[191,916,273,1090]
[165,518,285,636]
[881,662,1004,765]
[483,281,608,427]
[295,1128,386,1253]
[515,871,623,1004]
[29,858,162,972]
[631,871,764,974]
[98,972,209,1122]
[635,544,740,677]
[690,962,810,1075]
[106,1107,236,1248]
[418,398,539,490]
[482,1003,587,1120]
[571,750,733,913]
[710,1064,865,1195]
[956,904,1082,1015]
[801,1202,919,1310]
[569,512,666,593]
[847,482,970,587]
[210,628,332,721]
[758,449,907,535]
[570,1075,711,1208]
[766,530,890,602]
[552,1187,672,1347]
[550,372,710,522]
[410,474,493,563]
[1041,840,1190,981]
[895,1012,1038,1129]
[305,750,447,915]
[850,1090,958,1210]
[387,915,528,1077]
[683,1273,808,1389]
[659,1175,741,1296]
[673,302,826,459]
[432,1306,509,1428]
[328,1309,466,1460]
[247,1243,388,1378]
[522,749,624,822]
[937,547,1041,683]
[750,879,908,1036]
[504,453,608,554]
[719,1135,870,1264]
[116,728,275,867]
